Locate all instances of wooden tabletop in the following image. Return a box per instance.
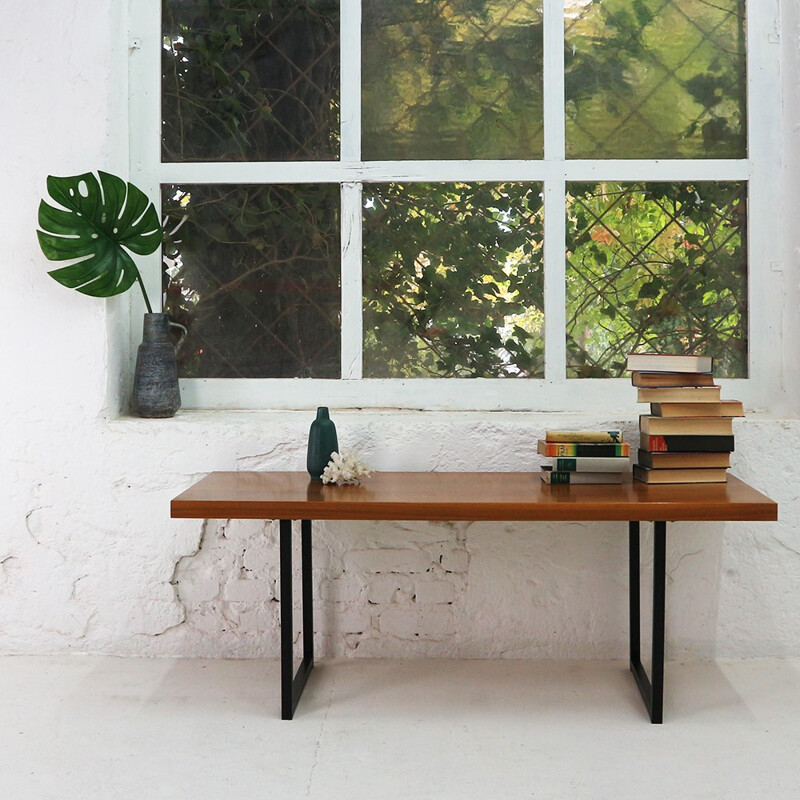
[171,472,777,523]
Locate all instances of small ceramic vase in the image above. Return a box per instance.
[307,407,339,480]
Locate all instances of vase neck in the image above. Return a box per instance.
[141,312,171,342]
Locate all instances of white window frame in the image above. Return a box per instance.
[128,0,784,412]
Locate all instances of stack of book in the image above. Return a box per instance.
[538,430,630,484]
[627,353,744,484]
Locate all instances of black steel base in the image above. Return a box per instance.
[279,519,314,720]
[278,517,668,723]
[629,520,667,724]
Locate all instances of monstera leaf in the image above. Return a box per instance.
[37,171,163,311]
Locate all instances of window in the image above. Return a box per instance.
[129,0,781,410]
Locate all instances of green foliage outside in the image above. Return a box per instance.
[160,0,749,380]
[566,182,747,378]
[363,183,544,377]
[163,183,340,378]
[162,0,340,161]
[565,0,746,158]
[362,0,544,160]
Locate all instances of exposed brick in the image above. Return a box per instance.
[344,548,433,574]
[332,607,373,634]
[414,580,456,605]
[377,606,457,640]
[241,546,275,574]
[321,574,365,603]
[431,544,470,573]
[224,579,272,603]
[226,604,276,634]
[366,573,414,604]
[175,578,219,603]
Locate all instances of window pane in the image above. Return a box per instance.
[565,0,747,159]
[363,183,544,378]
[163,184,341,378]
[162,1,340,162]
[362,1,544,160]
[566,182,747,378]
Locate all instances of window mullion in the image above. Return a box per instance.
[543,0,566,381]
[544,180,567,382]
[543,0,566,162]
[340,0,361,163]
[341,182,363,379]
[339,2,362,379]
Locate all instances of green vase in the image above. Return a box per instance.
[307,407,339,480]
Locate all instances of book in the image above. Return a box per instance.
[547,457,631,472]
[637,386,721,403]
[626,353,713,373]
[650,401,744,418]
[631,371,716,388]
[639,415,733,437]
[640,433,735,453]
[633,465,727,484]
[637,449,731,469]
[538,441,630,457]
[545,429,623,443]
[541,470,624,485]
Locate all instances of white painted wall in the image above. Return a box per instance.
[1,0,799,661]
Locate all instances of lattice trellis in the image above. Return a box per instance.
[363,182,545,378]
[565,0,746,158]
[362,0,544,160]
[163,184,341,378]
[565,181,747,378]
[162,0,340,162]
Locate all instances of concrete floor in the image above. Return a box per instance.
[1,657,799,799]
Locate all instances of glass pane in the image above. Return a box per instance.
[565,182,747,378]
[162,1,340,161]
[362,1,544,160]
[162,184,341,378]
[565,0,746,159]
[363,183,544,378]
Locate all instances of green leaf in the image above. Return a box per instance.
[37,171,163,305]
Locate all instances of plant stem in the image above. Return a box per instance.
[136,271,153,314]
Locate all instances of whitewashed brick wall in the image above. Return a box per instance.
[1,0,800,662]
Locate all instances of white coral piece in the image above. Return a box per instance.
[321,450,372,485]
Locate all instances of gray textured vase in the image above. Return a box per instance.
[131,313,185,418]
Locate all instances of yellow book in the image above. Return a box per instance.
[545,429,623,443]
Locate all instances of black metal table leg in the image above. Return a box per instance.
[279,519,315,720]
[629,520,667,723]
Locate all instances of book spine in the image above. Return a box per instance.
[640,415,733,436]
[641,435,735,453]
[540,443,630,457]
[542,471,622,484]
[552,457,630,472]
[545,430,623,443]
[544,471,572,484]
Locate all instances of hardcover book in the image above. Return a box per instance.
[650,401,744,418]
[639,433,735,453]
[538,441,630,457]
[548,457,631,472]
[541,470,624,485]
[626,353,713,373]
[631,371,716,387]
[632,465,728,484]
[636,449,731,469]
[639,415,733,437]
[636,386,721,403]
[545,429,623,443]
